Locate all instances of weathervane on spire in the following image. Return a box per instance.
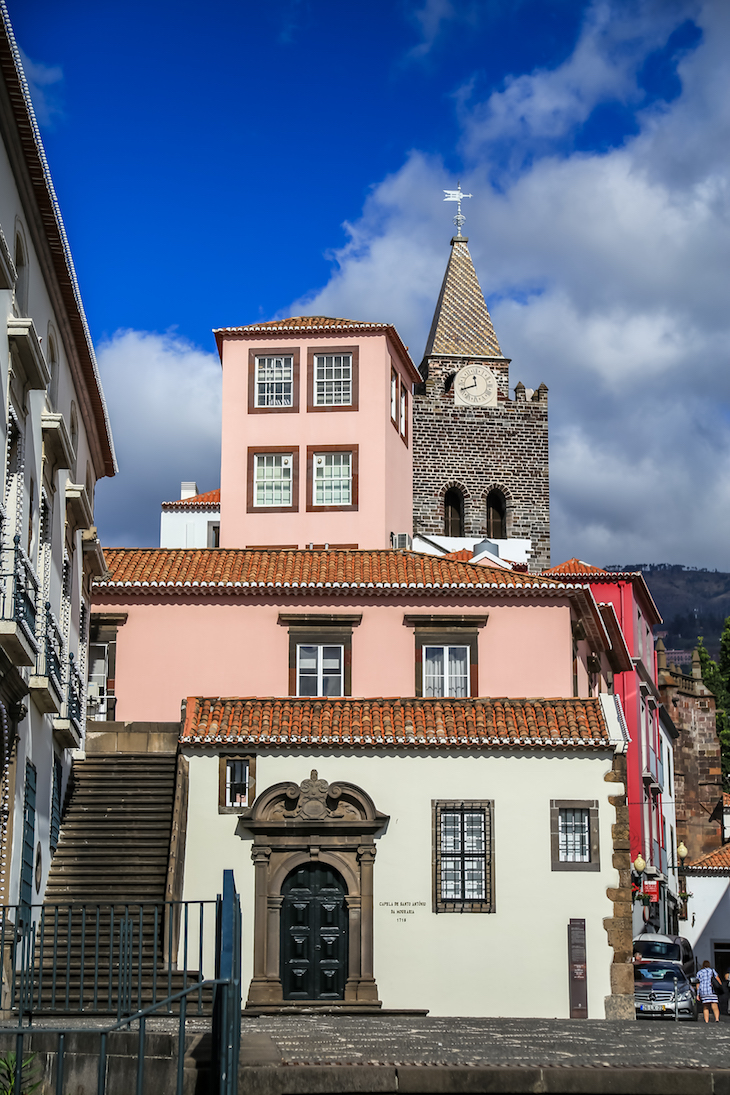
[443,182,472,237]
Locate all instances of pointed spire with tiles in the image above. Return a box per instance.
[422,237,503,361]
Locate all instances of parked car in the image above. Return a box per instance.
[633,933,696,977]
[634,960,698,1021]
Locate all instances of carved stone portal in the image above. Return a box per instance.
[241,770,389,1008]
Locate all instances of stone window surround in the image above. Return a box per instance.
[279,614,362,698]
[432,799,495,914]
[550,799,600,872]
[218,753,257,815]
[404,615,487,697]
[241,770,388,1009]
[246,446,300,514]
[247,348,301,415]
[306,346,359,413]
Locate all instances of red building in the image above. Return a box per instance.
[543,560,675,932]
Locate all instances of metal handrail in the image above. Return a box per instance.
[0,536,39,648]
[3,876,241,1095]
[67,652,83,728]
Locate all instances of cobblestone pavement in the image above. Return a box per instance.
[238,1014,730,1069]
[10,1012,730,1071]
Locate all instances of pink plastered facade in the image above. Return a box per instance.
[217,328,418,551]
[95,592,579,723]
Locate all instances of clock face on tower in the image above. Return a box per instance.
[453,364,498,407]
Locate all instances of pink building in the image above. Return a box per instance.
[92,547,620,723]
[215,317,420,551]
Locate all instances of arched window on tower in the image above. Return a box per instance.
[444,488,464,537]
[486,489,506,539]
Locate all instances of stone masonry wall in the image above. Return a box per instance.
[412,355,550,573]
[657,647,722,865]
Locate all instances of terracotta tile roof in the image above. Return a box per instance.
[213,316,422,382]
[541,560,662,627]
[544,558,608,575]
[685,843,730,874]
[423,239,503,360]
[181,696,609,749]
[440,548,475,562]
[95,548,573,594]
[161,488,220,511]
[214,317,389,333]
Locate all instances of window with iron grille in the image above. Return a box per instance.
[254,453,293,507]
[313,354,352,406]
[218,755,257,813]
[559,808,589,861]
[255,356,294,407]
[550,800,599,871]
[433,801,494,913]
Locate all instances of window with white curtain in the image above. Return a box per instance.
[423,645,469,697]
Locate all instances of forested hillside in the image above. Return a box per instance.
[604,564,730,657]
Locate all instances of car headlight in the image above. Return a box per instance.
[678,990,693,1001]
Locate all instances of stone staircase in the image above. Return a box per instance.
[29,752,211,1015]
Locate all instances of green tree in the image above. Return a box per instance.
[697,616,730,790]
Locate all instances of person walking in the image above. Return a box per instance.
[697,960,721,1023]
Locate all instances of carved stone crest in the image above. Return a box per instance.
[271,770,360,821]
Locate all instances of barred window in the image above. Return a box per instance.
[433,801,494,913]
[219,755,257,813]
[558,808,590,862]
[255,356,293,407]
[314,354,352,406]
[550,800,599,872]
[225,759,249,807]
[313,452,351,506]
[254,453,293,507]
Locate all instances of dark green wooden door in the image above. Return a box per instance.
[280,864,347,1000]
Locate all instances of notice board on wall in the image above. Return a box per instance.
[568,918,588,1019]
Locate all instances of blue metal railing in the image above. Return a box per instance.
[1,899,217,1016]
[3,877,241,1094]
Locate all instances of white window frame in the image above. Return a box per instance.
[400,383,407,438]
[255,355,294,408]
[254,452,293,507]
[296,643,344,697]
[312,452,352,507]
[391,368,398,425]
[313,353,352,406]
[423,644,470,697]
[225,758,249,808]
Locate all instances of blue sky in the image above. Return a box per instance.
[13,0,730,568]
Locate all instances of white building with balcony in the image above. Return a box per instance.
[0,9,116,910]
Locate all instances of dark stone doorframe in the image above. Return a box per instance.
[240,770,388,1008]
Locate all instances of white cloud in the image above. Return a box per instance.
[94,330,221,547]
[290,0,730,569]
[17,48,64,128]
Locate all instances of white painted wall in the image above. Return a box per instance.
[683,876,730,968]
[160,508,220,548]
[181,747,620,1019]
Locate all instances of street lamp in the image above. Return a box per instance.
[632,854,646,907]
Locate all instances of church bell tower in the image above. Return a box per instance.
[412,217,550,572]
